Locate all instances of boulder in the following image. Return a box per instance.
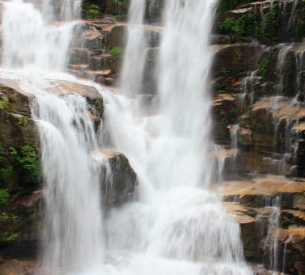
[100,150,137,209]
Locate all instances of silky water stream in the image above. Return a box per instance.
[0,0,253,275]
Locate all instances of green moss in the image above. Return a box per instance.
[1,232,19,243]
[18,117,29,127]
[0,165,12,183]
[0,212,19,224]
[218,13,254,37]
[0,189,10,206]
[146,56,154,62]
[82,1,101,19]
[261,5,280,45]
[230,107,237,116]
[219,68,236,77]
[0,143,12,183]
[9,145,41,185]
[258,57,269,77]
[218,0,240,12]
[0,94,11,111]
[237,50,243,61]
[295,18,305,41]
[110,47,124,56]
[18,145,40,184]
[71,57,81,64]
[94,98,104,115]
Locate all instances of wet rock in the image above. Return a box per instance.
[101,150,137,209]
[213,44,263,77]
[212,93,239,143]
[219,176,305,209]
[216,0,305,45]
[0,190,42,261]
[220,177,305,274]
[225,202,262,260]
[0,80,104,191]
[0,259,36,275]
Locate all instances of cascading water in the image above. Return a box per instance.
[1,0,79,71]
[119,0,147,98]
[0,0,104,274]
[32,93,104,274]
[0,0,254,275]
[102,1,253,275]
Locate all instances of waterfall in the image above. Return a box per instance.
[0,0,104,274]
[32,93,104,274]
[119,0,147,98]
[0,0,254,274]
[102,1,253,275]
[1,0,79,71]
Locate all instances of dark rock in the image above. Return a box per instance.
[101,150,137,209]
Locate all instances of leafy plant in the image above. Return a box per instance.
[9,145,41,185]
[258,57,269,77]
[0,94,11,111]
[0,212,19,224]
[110,47,124,56]
[1,232,19,242]
[18,117,29,127]
[82,2,101,19]
[0,189,10,206]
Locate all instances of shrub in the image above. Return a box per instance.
[110,47,124,56]
[0,189,10,206]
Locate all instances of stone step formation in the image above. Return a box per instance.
[1,1,305,275]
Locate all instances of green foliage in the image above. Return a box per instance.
[261,6,280,45]
[218,17,235,33]
[0,166,12,183]
[82,1,101,19]
[0,189,10,206]
[258,57,269,77]
[9,145,41,185]
[18,117,29,127]
[218,0,239,12]
[0,212,19,224]
[219,68,235,77]
[0,143,12,183]
[71,57,81,64]
[18,145,40,184]
[1,232,19,242]
[110,47,124,56]
[0,94,11,111]
[237,50,243,61]
[230,107,237,116]
[294,17,305,41]
[218,13,254,36]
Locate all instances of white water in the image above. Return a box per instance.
[102,1,252,275]
[0,0,104,274]
[263,197,281,273]
[1,0,79,71]
[119,0,147,98]
[0,0,253,275]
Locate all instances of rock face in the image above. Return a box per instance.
[214,176,305,275]
[0,259,36,275]
[68,17,161,91]
[2,1,305,275]
[101,150,137,209]
[0,81,138,270]
[211,0,305,179]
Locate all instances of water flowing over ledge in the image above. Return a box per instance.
[0,0,277,275]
